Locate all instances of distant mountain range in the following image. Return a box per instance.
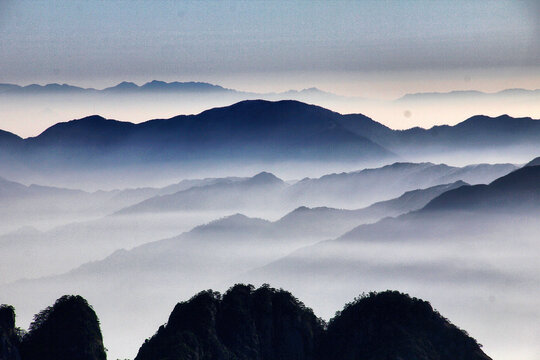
[0,80,238,95]
[422,164,540,211]
[0,101,395,170]
[0,80,341,98]
[397,88,540,102]
[1,80,539,101]
[252,162,540,285]
[1,100,534,183]
[4,161,538,359]
[337,162,540,243]
[0,161,508,284]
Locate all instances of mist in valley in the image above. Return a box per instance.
[1,153,539,360]
[3,2,540,360]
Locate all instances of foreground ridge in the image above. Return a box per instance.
[135,284,491,360]
[1,285,492,360]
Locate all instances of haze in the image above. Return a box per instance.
[1,2,540,360]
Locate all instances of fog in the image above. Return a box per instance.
[0,156,539,360]
[242,212,540,360]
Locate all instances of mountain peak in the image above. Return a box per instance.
[524,156,540,167]
[20,295,106,360]
[246,171,284,186]
[322,290,490,360]
[76,115,107,122]
[105,81,139,91]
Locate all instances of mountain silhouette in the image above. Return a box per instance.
[19,295,106,360]
[423,164,540,211]
[135,284,323,360]
[0,81,235,95]
[116,171,286,214]
[334,162,540,243]
[0,130,22,146]
[1,100,538,175]
[306,160,540,248]
[284,162,515,208]
[274,180,467,237]
[3,100,393,168]
[319,290,491,360]
[385,114,540,151]
[525,156,540,167]
[0,305,21,360]
[19,180,474,293]
[135,284,490,360]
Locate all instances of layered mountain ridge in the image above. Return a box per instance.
[1,101,538,180]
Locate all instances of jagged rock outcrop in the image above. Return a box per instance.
[19,295,106,360]
[135,284,324,360]
[0,305,21,360]
[318,290,491,360]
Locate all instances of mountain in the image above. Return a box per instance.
[18,295,106,360]
[319,290,491,360]
[274,180,467,237]
[423,164,540,211]
[1,100,538,184]
[139,80,233,93]
[116,162,515,215]
[117,172,287,214]
[388,114,540,152]
[0,130,22,147]
[0,176,87,201]
[2,100,393,169]
[1,83,93,95]
[0,305,21,360]
[0,178,467,285]
[397,88,540,102]
[243,163,540,359]
[135,284,490,360]
[284,162,515,208]
[525,156,540,167]
[16,180,469,284]
[337,164,540,242]
[135,284,323,360]
[0,81,236,95]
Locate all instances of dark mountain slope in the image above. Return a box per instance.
[135,284,323,360]
[525,156,540,167]
[284,162,515,208]
[27,115,137,149]
[337,164,540,242]
[12,100,393,167]
[135,100,390,157]
[394,114,540,150]
[274,180,467,237]
[2,101,539,173]
[423,165,540,211]
[19,295,106,360]
[0,130,22,146]
[0,305,21,360]
[135,285,490,360]
[319,291,491,360]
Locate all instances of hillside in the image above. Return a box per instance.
[4,101,393,168]
[135,285,490,360]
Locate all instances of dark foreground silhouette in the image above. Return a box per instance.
[1,296,106,360]
[1,285,491,360]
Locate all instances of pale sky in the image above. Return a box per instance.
[1,0,539,98]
